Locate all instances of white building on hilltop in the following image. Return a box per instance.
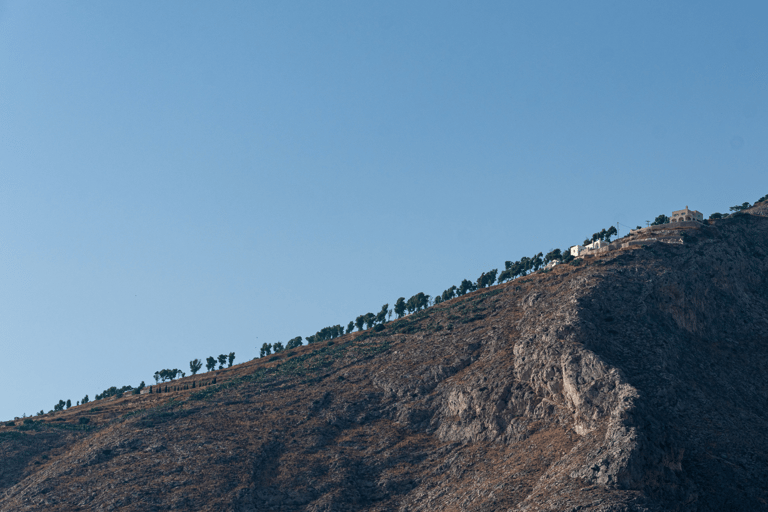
[670,206,703,223]
[570,239,609,257]
[586,239,609,250]
[570,244,586,257]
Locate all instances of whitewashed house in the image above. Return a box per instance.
[571,239,610,257]
[586,239,609,250]
[570,245,586,257]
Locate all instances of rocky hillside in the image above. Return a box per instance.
[1,204,767,511]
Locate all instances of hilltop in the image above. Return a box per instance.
[1,201,767,511]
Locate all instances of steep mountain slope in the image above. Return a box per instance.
[1,207,767,511]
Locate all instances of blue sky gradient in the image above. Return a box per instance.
[1,1,766,420]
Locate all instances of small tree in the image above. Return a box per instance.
[217,354,227,369]
[364,312,376,330]
[355,315,365,331]
[477,269,498,289]
[206,356,217,372]
[651,214,669,226]
[286,336,303,349]
[273,342,284,352]
[394,298,406,318]
[190,359,203,375]
[544,249,562,264]
[729,202,751,212]
[66,399,71,409]
[709,212,723,220]
[405,296,416,314]
[54,400,66,412]
[375,303,389,325]
[228,352,235,367]
[154,371,161,384]
[346,321,354,334]
[82,394,89,404]
[259,343,272,358]
[458,279,475,296]
[531,253,543,271]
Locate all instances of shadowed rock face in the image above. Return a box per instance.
[1,209,767,511]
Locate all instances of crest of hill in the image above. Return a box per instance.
[1,205,767,511]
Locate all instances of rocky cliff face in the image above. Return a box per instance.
[2,208,767,511]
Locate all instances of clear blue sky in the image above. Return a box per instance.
[1,1,766,420]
